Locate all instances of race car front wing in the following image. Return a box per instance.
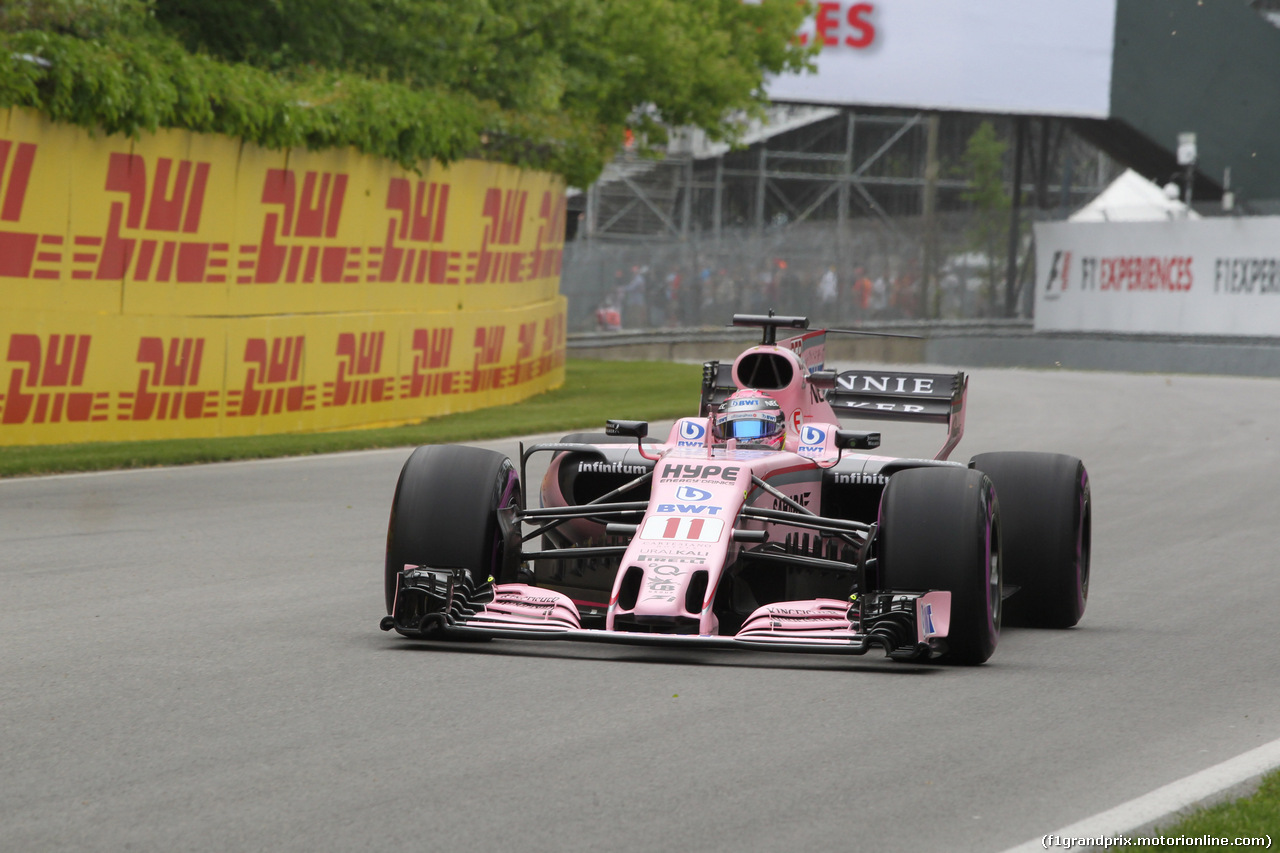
[382,566,952,662]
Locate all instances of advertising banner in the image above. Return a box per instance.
[0,107,566,317]
[1034,218,1280,336]
[766,0,1118,118]
[0,300,566,445]
[0,107,568,445]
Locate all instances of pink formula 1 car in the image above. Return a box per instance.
[381,313,1091,664]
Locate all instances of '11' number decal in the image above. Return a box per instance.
[640,516,724,542]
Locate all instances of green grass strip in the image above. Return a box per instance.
[0,359,702,478]
[1127,769,1280,850]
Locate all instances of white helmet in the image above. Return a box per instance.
[713,390,786,448]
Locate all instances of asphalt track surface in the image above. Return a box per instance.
[4,366,1280,852]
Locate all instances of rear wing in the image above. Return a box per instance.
[817,369,968,461]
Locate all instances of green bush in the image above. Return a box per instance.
[1,0,811,186]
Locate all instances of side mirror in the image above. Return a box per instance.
[606,419,649,439]
[808,370,837,391]
[835,429,880,451]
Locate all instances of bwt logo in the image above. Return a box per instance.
[1,333,107,425]
[118,336,217,421]
[800,425,826,446]
[678,421,706,441]
[675,485,712,502]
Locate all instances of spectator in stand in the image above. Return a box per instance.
[851,267,873,321]
[595,301,622,331]
[816,265,838,320]
[622,265,647,329]
[664,270,681,326]
[871,273,889,317]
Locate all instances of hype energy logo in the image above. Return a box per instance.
[677,419,706,447]
[798,425,827,453]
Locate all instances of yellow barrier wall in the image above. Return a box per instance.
[0,108,567,445]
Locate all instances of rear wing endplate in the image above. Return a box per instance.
[823,369,968,461]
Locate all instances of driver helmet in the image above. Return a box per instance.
[714,389,786,448]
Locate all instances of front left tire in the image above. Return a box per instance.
[384,445,522,614]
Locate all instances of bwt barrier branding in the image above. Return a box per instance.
[1035,218,1280,336]
[0,107,567,445]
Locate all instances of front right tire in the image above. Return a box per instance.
[877,467,1002,665]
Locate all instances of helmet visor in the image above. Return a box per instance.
[723,416,781,441]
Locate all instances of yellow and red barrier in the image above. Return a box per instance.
[0,107,567,445]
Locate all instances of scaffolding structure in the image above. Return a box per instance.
[564,107,1118,331]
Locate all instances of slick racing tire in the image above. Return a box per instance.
[877,467,1001,665]
[384,445,522,614]
[969,452,1090,629]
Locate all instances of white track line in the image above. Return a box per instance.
[1000,737,1280,851]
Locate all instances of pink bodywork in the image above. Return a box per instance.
[483,333,953,644]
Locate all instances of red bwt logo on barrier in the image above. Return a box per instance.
[227,336,315,416]
[117,337,218,421]
[401,327,459,399]
[0,333,108,425]
[92,153,225,283]
[324,332,393,407]
[374,179,458,284]
[0,139,38,279]
[246,169,356,284]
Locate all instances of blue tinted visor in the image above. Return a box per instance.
[728,418,777,440]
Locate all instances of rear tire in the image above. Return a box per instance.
[877,467,1001,665]
[384,445,521,614]
[970,452,1090,629]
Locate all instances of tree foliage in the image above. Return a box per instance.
[960,120,1011,311]
[1,0,813,185]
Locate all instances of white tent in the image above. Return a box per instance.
[1069,169,1200,222]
